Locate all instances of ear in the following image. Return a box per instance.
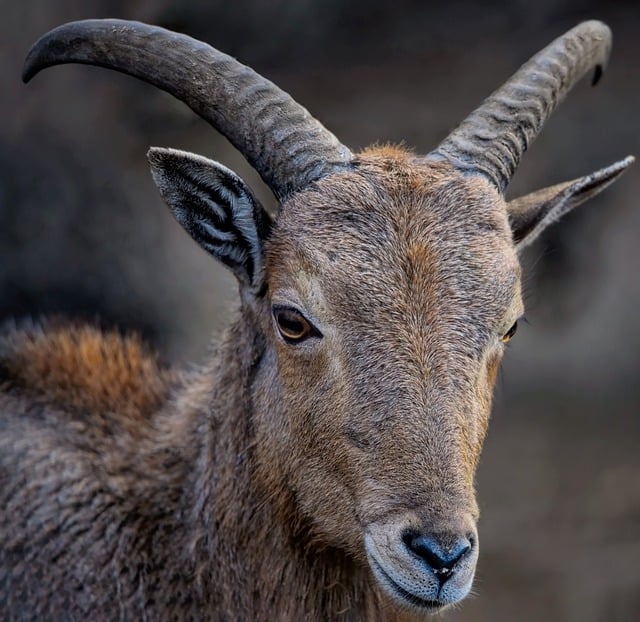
[148,147,271,294]
[507,156,634,250]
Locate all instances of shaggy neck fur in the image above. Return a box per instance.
[0,314,413,620]
[174,312,387,620]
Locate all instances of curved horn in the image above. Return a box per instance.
[23,19,352,200]
[430,21,612,193]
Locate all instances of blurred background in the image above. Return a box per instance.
[1,1,638,619]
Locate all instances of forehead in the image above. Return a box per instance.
[267,150,520,328]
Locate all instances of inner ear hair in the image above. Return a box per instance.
[148,147,271,293]
[508,155,634,249]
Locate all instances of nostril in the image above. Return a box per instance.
[403,531,472,579]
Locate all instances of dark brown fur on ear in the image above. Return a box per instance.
[0,320,176,418]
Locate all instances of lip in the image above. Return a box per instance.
[369,554,445,612]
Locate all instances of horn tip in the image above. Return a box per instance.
[591,64,604,86]
[22,35,47,83]
[22,19,124,84]
[22,24,68,83]
[22,53,41,83]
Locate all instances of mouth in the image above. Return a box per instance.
[370,555,446,612]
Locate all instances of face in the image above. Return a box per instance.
[256,150,523,614]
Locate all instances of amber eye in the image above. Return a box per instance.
[501,320,518,343]
[273,306,319,344]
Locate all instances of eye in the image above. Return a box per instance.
[273,306,320,344]
[501,320,518,343]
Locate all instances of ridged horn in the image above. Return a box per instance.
[430,21,612,193]
[23,19,352,200]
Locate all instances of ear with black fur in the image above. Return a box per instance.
[148,147,271,294]
[507,156,634,250]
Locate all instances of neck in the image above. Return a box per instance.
[171,311,390,620]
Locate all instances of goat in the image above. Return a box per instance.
[0,18,633,621]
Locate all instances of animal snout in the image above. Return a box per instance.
[402,530,474,584]
[364,519,479,612]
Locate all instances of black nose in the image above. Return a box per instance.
[403,532,473,582]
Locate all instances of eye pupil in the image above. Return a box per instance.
[274,307,315,343]
[502,320,518,343]
[279,313,306,337]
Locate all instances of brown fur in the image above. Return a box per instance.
[0,146,583,621]
[6,11,633,616]
[0,321,175,419]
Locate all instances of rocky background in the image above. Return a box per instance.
[1,1,638,620]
